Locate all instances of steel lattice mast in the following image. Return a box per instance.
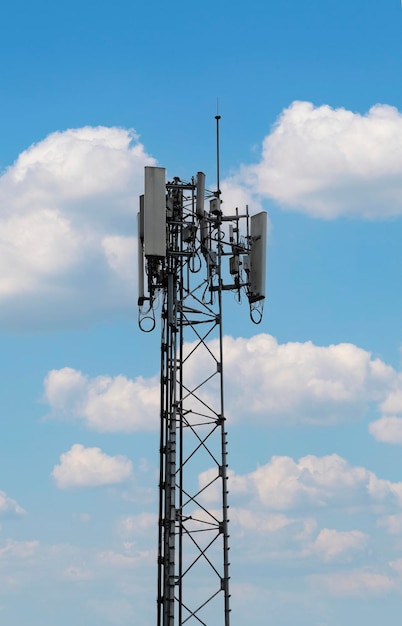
[138,124,267,626]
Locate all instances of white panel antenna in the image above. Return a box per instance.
[248,211,267,303]
[137,207,145,306]
[196,171,205,217]
[144,166,166,258]
[138,194,144,240]
[137,213,145,306]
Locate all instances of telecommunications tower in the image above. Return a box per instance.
[137,118,267,626]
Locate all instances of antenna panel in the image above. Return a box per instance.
[139,194,144,240]
[196,172,206,217]
[144,166,166,258]
[137,211,145,305]
[249,211,267,302]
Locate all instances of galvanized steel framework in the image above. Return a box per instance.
[138,152,266,626]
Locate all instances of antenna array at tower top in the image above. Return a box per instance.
[138,166,267,330]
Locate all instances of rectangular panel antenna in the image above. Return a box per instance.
[144,166,166,258]
[137,210,145,305]
[139,194,144,240]
[196,172,206,217]
[249,211,267,302]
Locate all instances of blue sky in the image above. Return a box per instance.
[2,1,402,624]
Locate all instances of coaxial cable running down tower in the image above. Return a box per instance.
[138,123,267,626]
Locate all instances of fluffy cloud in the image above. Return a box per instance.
[199,453,402,511]
[368,377,402,444]
[208,507,367,565]
[369,416,402,444]
[44,367,159,432]
[379,385,402,415]
[238,101,402,219]
[219,178,262,216]
[220,334,393,425]
[44,334,397,431]
[229,508,317,557]
[0,126,155,329]
[310,528,368,561]
[181,333,395,426]
[52,444,133,489]
[0,491,25,518]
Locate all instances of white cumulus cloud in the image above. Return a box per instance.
[369,416,402,444]
[238,101,402,219]
[199,453,402,511]
[0,126,155,329]
[43,334,400,431]
[52,444,133,489]
[225,508,367,565]
[191,334,395,426]
[219,178,263,216]
[378,379,402,418]
[44,367,159,432]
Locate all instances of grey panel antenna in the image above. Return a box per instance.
[196,171,206,217]
[249,211,267,302]
[139,194,144,240]
[144,166,166,258]
[137,211,145,306]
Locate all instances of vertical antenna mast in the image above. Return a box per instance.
[215,103,221,198]
[138,118,268,626]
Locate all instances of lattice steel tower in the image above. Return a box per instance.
[138,120,267,626]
